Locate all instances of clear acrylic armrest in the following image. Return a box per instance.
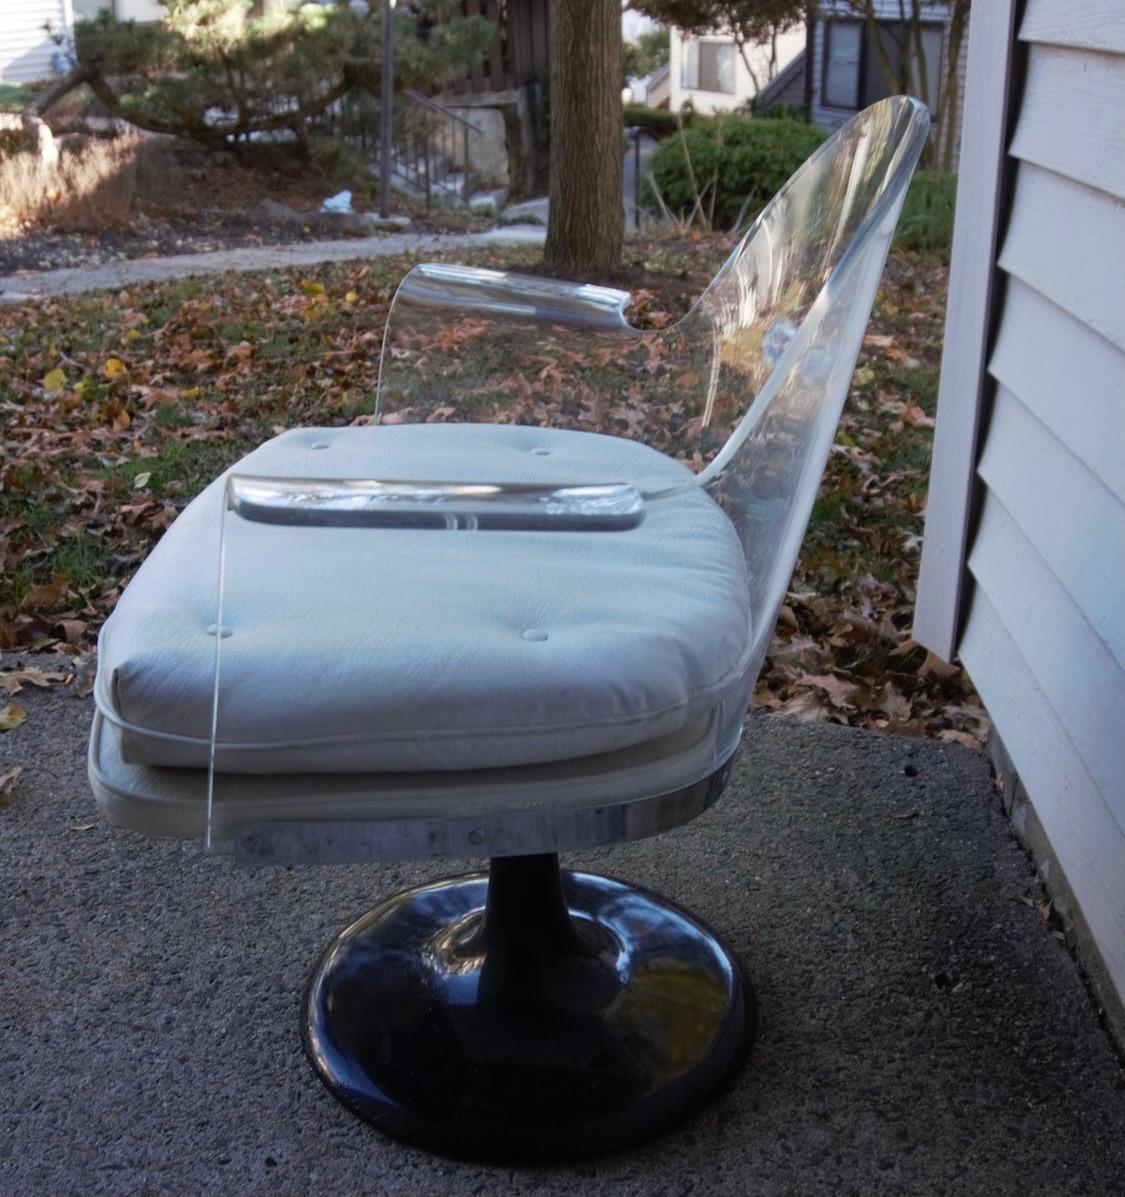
[227,475,647,532]
[391,263,638,331]
[375,264,646,423]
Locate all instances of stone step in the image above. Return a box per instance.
[499,196,549,226]
[468,188,510,216]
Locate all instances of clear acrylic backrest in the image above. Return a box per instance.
[375,97,930,668]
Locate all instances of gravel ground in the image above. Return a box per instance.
[0,212,374,275]
[0,224,547,301]
[0,207,493,277]
[1,671,1123,1197]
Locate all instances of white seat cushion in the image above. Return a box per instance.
[95,424,752,773]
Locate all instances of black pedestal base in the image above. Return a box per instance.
[303,855,755,1162]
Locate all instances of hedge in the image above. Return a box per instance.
[642,114,828,229]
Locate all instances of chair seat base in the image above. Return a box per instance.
[303,856,754,1162]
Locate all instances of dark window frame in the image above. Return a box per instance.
[820,17,943,112]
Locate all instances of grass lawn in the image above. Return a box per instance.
[0,232,986,746]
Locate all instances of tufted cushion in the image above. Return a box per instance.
[95,424,752,774]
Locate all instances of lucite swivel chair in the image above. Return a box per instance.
[88,97,929,1161]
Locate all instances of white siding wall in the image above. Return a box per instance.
[1,0,73,84]
[918,0,1125,1007]
[115,0,163,20]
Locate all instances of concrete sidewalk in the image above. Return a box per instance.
[1,672,1122,1196]
[0,224,548,303]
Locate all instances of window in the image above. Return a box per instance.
[681,39,736,95]
[821,19,942,112]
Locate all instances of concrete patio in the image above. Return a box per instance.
[1,670,1122,1196]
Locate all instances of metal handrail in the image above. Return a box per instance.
[402,88,480,132]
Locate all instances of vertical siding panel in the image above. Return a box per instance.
[914,0,1020,658]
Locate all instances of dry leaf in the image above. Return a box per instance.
[66,650,97,698]
[0,703,28,732]
[776,604,799,631]
[103,357,127,379]
[919,651,961,683]
[0,766,21,799]
[0,667,66,694]
[800,673,865,709]
[773,690,831,722]
[58,619,88,645]
[876,684,912,722]
[41,367,66,392]
[902,403,934,428]
[21,575,71,612]
[938,728,982,751]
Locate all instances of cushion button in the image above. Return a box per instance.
[530,448,550,456]
[206,624,232,638]
[521,629,548,642]
[311,442,330,450]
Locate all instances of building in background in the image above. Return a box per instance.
[809,1,968,163]
[2,0,74,85]
[668,26,805,115]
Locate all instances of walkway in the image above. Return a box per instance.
[0,224,547,303]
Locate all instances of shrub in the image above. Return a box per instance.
[623,104,679,138]
[894,168,957,262]
[753,101,809,123]
[643,114,827,230]
[0,133,171,232]
[68,2,494,149]
[623,104,714,139]
[0,84,29,114]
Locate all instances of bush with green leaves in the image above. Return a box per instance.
[0,84,29,114]
[623,103,714,139]
[57,1,492,148]
[894,168,957,262]
[643,113,827,230]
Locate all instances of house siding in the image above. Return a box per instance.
[917,0,1125,1008]
[0,0,72,84]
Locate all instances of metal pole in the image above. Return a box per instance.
[633,129,642,231]
[379,0,396,219]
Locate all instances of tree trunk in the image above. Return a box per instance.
[20,66,95,170]
[544,0,622,274]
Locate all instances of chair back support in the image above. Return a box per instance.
[689,97,930,663]
[376,98,930,677]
